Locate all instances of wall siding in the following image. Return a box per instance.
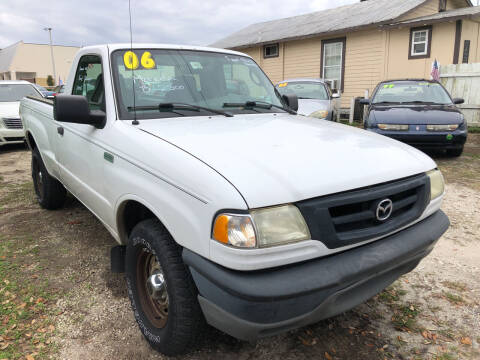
[396,0,439,21]
[256,44,285,84]
[342,30,386,107]
[446,0,471,10]
[284,38,322,80]
[460,20,480,63]
[385,22,456,79]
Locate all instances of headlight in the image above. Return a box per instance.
[427,169,445,200]
[377,124,409,131]
[212,214,256,248]
[309,110,329,119]
[426,124,459,131]
[212,205,310,248]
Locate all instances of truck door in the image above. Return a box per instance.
[55,54,111,218]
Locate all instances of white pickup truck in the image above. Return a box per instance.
[20,44,450,355]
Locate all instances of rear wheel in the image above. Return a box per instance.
[447,147,463,157]
[31,147,66,209]
[125,219,204,356]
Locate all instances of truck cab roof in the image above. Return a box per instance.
[80,43,250,58]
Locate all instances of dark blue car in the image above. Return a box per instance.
[362,80,467,157]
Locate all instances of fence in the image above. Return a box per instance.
[441,63,480,126]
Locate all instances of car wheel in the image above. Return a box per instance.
[31,147,66,209]
[125,218,204,356]
[447,147,463,157]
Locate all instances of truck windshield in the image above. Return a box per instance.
[111,49,285,119]
[276,81,329,100]
[0,84,39,102]
[372,81,452,105]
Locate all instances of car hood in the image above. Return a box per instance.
[0,102,20,118]
[297,99,330,116]
[138,113,436,208]
[371,104,463,125]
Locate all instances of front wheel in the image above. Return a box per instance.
[125,219,204,356]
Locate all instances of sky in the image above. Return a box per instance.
[0,0,358,49]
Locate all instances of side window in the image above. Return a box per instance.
[409,26,432,59]
[72,55,104,110]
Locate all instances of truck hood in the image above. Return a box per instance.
[371,104,463,125]
[0,102,20,118]
[138,113,436,208]
[297,99,330,116]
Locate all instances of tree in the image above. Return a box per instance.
[46,75,54,87]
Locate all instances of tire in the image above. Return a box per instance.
[125,219,204,356]
[447,147,463,157]
[31,147,67,210]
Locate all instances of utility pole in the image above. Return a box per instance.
[43,27,56,86]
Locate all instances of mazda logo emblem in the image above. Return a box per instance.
[376,198,393,221]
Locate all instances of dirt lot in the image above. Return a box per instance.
[1,135,479,360]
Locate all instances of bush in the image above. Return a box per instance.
[46,75,54,87]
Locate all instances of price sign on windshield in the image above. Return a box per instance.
[123,51,156,70]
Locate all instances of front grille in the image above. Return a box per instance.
[3,118,23,129]
[296,174,429,249]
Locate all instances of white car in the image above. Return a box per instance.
[276,78,340,120]
[20,44,449,356]
[0,80,41,147]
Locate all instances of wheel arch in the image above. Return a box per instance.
[25,130,37,151]
[115,195,173,245]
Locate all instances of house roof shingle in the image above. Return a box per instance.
[211,0,429,49]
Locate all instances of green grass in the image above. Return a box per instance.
[0,182,35,210]
[0,235,59,359]
[468,126,480,133]
[435,353,456,360]
[444,292,465,305]
[442,281,467,292]
[377,286,407,304]
[391,304,419,331]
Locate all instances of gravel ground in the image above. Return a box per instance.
[0,135,479,360]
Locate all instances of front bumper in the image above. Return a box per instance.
[0,128,25,146]
[368,128,467,150]
[183,210,449,341]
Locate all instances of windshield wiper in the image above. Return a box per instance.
[223,101,296,114]
[399,101,445,105]
[128,103,234,117]
[372,101,401,105]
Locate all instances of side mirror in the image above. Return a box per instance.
[453,98,464,105]
[359,98,371,105]
[54,95,106,129]
[331,93,340,99]
[282,94,298,112]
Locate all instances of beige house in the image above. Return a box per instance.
[0,41,79,86]
[212,0,480,108]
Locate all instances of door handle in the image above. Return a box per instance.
[57,126,64,136]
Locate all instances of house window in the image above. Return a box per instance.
[263,43,279,58]
[321,38,345,91]
[409,26,432,59]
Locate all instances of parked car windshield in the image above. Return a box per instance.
[372,81,452,105]
[111,49,285,119]
[0,84,39,102]
[276,81,329,100]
